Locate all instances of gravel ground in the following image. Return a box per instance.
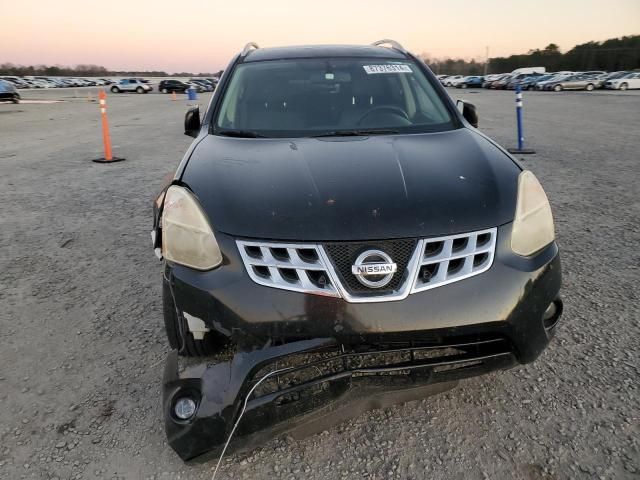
[1,86,638,480]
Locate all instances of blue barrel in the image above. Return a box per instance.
[187,87,197,101]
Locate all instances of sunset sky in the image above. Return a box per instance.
[2,0,639,72]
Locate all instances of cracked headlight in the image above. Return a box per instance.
[511,171,555,256]
[161,185,222,270]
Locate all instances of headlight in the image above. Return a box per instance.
[511,171,555,256]
[161,185,222,270]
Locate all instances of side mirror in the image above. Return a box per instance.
[184,106,201,137]
[456,100,479,128]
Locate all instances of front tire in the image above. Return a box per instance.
[136,86,144,94]
[461,83,467,89]
[553,84,562,92]
[620,83,628,91]
[585,83,594,91]
[162,281,227,357]
[111,86,120,93]
[161,88,168,94]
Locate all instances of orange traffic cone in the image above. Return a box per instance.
[92,91,125,163]
[171,91,177,101]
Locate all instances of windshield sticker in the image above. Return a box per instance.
[363,65,413,74]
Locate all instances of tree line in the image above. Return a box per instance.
[422,34,639,75]
[2,35,638,77]
[0,63,223,78]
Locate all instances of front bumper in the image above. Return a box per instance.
[161,223,562,461]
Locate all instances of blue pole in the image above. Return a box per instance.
[516,85,524,150]
[508,84,535,154]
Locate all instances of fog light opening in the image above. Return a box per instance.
[174,396,197,420]
[543,299,562,331]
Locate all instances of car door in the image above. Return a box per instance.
[572,77,588,90]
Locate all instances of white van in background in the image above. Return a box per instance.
[511,67,546,75]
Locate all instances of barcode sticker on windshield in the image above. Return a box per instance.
[363,65,413,74]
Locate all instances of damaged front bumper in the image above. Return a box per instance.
[163,335,519,462]
[161,225,563,461]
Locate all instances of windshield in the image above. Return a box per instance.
[214,58,454,137]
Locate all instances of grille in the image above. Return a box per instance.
[236,240,339,297]
[323,239,417,294]
[411,228,497,293]
[236,227,497,302]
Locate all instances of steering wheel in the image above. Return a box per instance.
[357,105,409,125]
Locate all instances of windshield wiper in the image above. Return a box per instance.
[311,129,400,138]
[217,129,267,138]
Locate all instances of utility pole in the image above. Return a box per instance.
[484,46,490,76]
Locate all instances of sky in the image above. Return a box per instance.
[1,0,639,72]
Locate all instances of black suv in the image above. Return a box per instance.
[158,79,190,94]
[153,41,562,461]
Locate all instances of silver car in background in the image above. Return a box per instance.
[110,78,152,94]
[546,74,601,92]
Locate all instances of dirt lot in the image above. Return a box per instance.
[1,86,638,480]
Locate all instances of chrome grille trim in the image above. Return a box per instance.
[236,228,497,302]
[236,240,340,297]
[411,228,497,293]
[317,243,422,303]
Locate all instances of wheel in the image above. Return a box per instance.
[162,281,227,357]
[110,86,120,93]
[161,88,168,94]
[553,84,562,92]
[136,86,144,94]
[461,83,467,89]
[620,83,628,91]
[585,83,594,91]
[12,98,20,104]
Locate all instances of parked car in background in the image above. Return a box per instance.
[506,73,543,90]
[491,75,513,89]
[604,72,640,90]
[189,79,214,91]
[520,74,553,90]
[185,81,206,93]
[547,74,600,92]
[110,78,152,93]
[456,76,484,88]
[603,71,630,81]
[510,66,546,75]
[1,76,31,88]
[0,79,20,103]
[536,75,571,90]
[444,75,464,87]
[482,74,506,88]
[158,79,190,94]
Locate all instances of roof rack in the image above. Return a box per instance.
[371,39,408,55]
[241,42,260,57]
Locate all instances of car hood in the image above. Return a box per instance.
[181,128,520,241]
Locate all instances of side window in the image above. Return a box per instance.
[120,79,129,85]
[129,79,138,84]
